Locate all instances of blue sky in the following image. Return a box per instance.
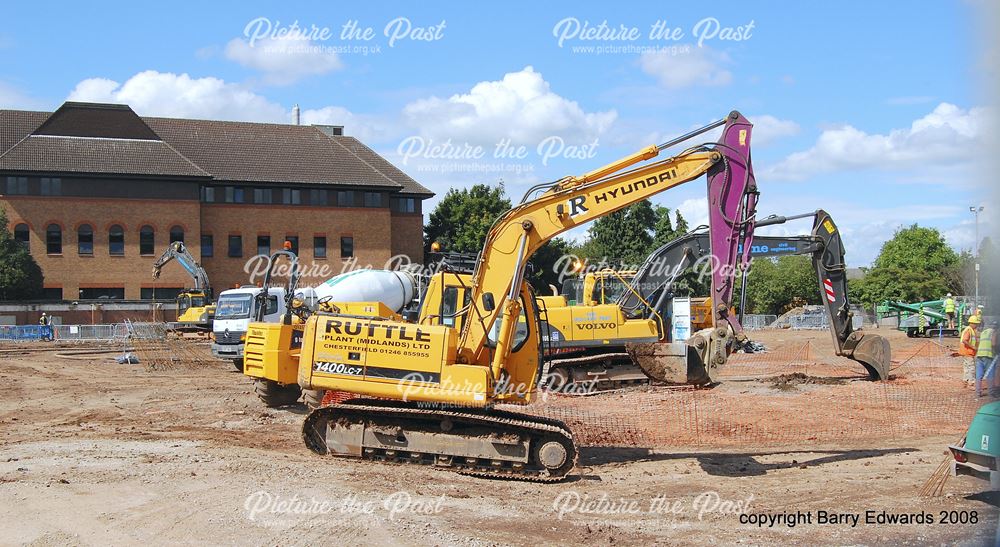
[1,0,993,265]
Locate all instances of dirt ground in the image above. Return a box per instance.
[1,328,997,546]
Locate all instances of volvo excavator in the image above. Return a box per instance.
[151,241,215,331]
[242,111,757,481]
[539,210,890,392]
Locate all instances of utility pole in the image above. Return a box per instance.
[971,205,984,308]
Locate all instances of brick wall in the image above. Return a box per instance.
[3,196,199,299]
[4,195,423,299]
[199,203,395,289]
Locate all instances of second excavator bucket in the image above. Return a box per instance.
[842,331,891,380]
[627,327,732,385]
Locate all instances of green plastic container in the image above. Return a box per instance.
[966,401,1000,456]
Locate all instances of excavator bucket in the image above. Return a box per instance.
[843,331,891,380]
[628,327,731,385]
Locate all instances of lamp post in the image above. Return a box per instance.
[971,205,984,308]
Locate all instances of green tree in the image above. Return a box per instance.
[424,183,511,254]
[584,201,656,267]
[852,224,961,305]
[0,208,44,300]
[743,255,820,315]
[674,210,689,234]
[652,205,675,248]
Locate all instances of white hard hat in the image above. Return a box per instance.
[946,293,952,297]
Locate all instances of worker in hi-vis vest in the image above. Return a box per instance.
[960,315,980,385]
[943,293,956,330]
[975,320,997,397]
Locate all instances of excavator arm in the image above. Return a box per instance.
[619,210,890,379]
[151,241,212,296]
[455,112,757,384]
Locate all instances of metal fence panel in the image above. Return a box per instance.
[1,324,126,342]
[742,314,778,331]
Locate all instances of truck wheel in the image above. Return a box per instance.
[302,389,327,409]
[233,359,244,372]
[254,379,302,407]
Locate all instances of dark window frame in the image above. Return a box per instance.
[40,177,62,196]
[285,235,299,255]
[139,225,155,256]
[13,223,29,250]
[313,236,327,259]
[228,235,243,258]
[46,223,62,255]
[77,224,94,255]
[169,225,184,244]
[340,236,354,259]
[257,235,271,257]
[201,234,214,258]
[109,224,125,256]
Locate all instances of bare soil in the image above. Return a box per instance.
[0,329,996,545]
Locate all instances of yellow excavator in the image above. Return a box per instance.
[151,241,215,331]
[243,111,758,481]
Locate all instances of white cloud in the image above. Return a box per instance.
[67,70,289,122]
[765,103,991,181]
[300,106,396,143]
[748,114,800,146]
[677,197,710,230]
[401,66,616,146]
[224,36,343,85]
[639,47,732,89]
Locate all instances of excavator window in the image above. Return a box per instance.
[487,295,531,352]
[190,295,206,308]
[177,295,191,314]
[439,286,470,329]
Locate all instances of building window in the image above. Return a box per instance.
[314,236,327,259]
[309,189,328,206]
[254,188,272,204]
[109,224,125,256]
[201,234,214,258]
[225,186,246,203]
[79,287,125,300]
[286,235,299,255]
[228,235,243,257]
[282,188,301,205]
[363,192,382,208]
[40,177,62,196]
[46,224,62,254]
[257,235,270,256]
[5,176,27,195]
[42,288,63,301]
[77,224,93,255]
[392,197,416,213]
[139,225,155,255]
[169,225,184,244]
[202,187,215,202]
[13,223,29,250]
[140,287,184,300]
[337,190,355,207]
[340,236,354,258]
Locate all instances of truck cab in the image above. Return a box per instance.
[212,287,286,370]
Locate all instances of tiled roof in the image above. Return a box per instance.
[0,103,433,196]
[0,135,209,178]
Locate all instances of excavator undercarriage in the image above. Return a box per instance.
[303,399,577,481]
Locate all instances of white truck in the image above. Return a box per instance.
[211,286,317,371]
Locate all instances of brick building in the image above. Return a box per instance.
[0,102,431,301]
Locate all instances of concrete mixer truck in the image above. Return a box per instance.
[241,257,420,407]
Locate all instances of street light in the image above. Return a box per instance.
[971,205,985,307]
